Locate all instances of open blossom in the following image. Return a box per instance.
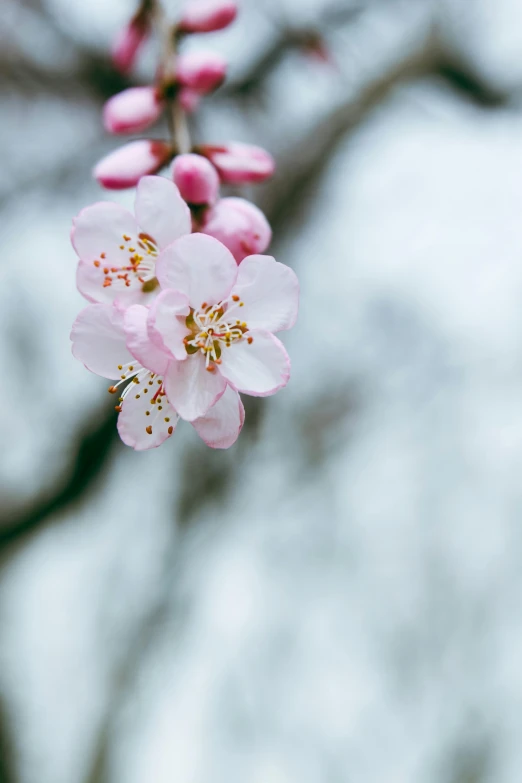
[201,142,275,184]
[71,302,245,450]
[72,176,190,305]
[178,0,238,33]
[103,87,164,135]
[201,197,272,263]
[94,140,172,190]
[148,234,299,421]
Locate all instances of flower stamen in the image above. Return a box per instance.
[93,233,159,293]
[184,295,251,368]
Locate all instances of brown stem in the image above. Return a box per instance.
[155,2,191,154]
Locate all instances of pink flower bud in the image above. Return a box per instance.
[94,140,172,190]
[112,14,150,75]
[179,87,201,114]
[176,51,227,93]
[201,142,275,184]
[201,197,272,263]
[172,154,220,205]
[103,87,164,135]
[178,0,238,34]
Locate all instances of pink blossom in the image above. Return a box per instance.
[94,140,172,190]
[176,51,227,94]
[178,0,238,34]
[201,197,271,263]
[103,87,164,135]
[70,302,245,450]
[201,142,275,184]
[149,234,299,421]
[112,14,150,75]
[172,153,220,205]
[72,176,191,305]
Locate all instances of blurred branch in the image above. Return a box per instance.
[0,402,118,552]
[223,2,362,98]
[0,700,16,783]
[260,32,509,233]
[435,58,508,107]
[260,38,438,231]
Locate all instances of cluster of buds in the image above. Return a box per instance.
[96,0,274,264]
[70,0,299,451]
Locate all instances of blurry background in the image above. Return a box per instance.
[2,0,522,781]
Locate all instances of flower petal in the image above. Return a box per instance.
[117,379,178,451]
[76,260,153,306]
[70,303,133,379]
[134,176,191,250]
[72,201,158,304]
[155,233,237,308]
[218,329,290,396]
[147,289,190,361]
[123,304,171,374]
[164,354,226,421]
[71,202,138,266]
[230,255,299,331]
[192,385,245,449]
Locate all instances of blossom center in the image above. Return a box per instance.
[183,295,252,371]
[108,361,174,436]
[93,233,159,292]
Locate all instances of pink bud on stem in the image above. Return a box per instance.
[94,140,172,190]
[176,51,227,93]
[178,0,238,34]
[103,87,164,135]
[200,142,275,184]
[201,197,272,263]
[172,154,220,205]
[112,4,152,74]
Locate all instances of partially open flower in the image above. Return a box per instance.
[172,153,220,205]
[112,9,151,74]
[201,142,275,184]
[103,87,164,135]
[150,235,299,421]
[72,176,191,305]
[176,51,227,94]
[178,0,238,34]
[94,140,172,190]
[201,197,271,263]
[70,302,245,450]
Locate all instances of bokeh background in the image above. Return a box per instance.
[2,0,522,781]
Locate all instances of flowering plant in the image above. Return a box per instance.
[70,0,299,450]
